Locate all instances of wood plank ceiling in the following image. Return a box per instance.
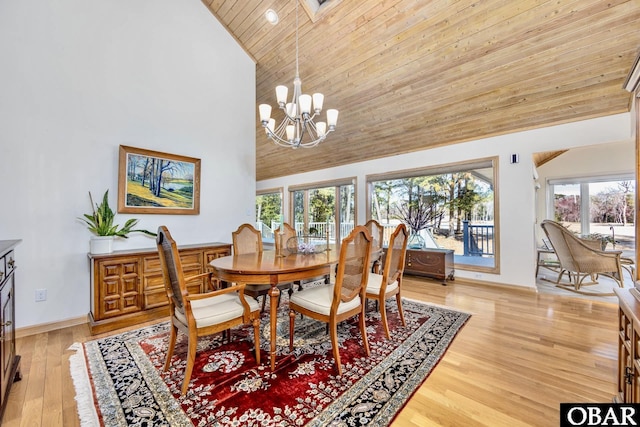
[202,0,640,181]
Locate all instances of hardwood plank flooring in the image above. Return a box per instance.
[2,276,618,426]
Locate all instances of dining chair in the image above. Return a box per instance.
[232,223,292,311]
[274,222,297,255]
[156,226,261,395]
[288,225,372,375]
[364,219,384,273]
[276,222,330,294]
[365,223,409,339]
[275,222,303,297]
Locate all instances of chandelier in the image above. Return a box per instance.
[258,0,338,149]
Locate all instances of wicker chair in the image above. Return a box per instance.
[540,220,625,294]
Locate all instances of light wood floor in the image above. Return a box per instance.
[2,277,619,426]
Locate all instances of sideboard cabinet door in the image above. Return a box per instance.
[614,288,640,403]
[94,256,142,320]
[0,240,21,423]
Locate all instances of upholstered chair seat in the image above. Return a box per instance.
[174,294,260,329]
[365,273,399,296]
[289,284,362,316]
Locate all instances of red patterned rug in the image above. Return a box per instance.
[70,298,469,426]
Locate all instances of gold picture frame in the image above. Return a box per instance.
[117,145,201,215]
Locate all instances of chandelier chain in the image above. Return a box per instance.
[295,0,299,78]
[257,0,339,148]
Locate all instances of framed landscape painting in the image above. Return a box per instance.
[117,145,201,215]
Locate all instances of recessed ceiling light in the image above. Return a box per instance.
[265,9,279,25]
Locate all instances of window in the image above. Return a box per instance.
[367,158,498,272]
[256,188,283,244]
[290,178,356,244]
[548,175,635,255]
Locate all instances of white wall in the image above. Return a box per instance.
[0,1,256,328]
[258,114,632,289]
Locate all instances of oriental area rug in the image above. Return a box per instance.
[70,298,469,426]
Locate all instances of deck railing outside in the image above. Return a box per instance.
[463,220,494,256]
[259,220,494,257]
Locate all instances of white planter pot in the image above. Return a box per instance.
[90,236,114,254]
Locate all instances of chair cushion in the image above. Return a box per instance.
[365,273,398,296]
[175,293,260,328]
[289,283,361,316]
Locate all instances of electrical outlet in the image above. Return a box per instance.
[35,289,47,302]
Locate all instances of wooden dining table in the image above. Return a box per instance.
[209,247,340,370]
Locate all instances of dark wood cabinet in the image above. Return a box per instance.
[88,242,231,334]
[0,240,21,423]
[614,287,640,403]
[404,248,454,283]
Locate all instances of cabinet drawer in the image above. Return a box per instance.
[143,252,203,272]
[144,282,202,309]
[145,288,168,309]
[143,267,203,309]
[204,249,231,270]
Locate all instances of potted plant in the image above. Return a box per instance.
[585,232,616,251]
[79,190,156,254]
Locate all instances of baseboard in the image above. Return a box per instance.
[16,315,88,339]
[452,276,538,293]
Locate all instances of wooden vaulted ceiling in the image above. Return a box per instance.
[202,0,640,181]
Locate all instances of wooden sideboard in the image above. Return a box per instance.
[0,240,21,423]
[614,287,640,403]
[404,248,455,284]
[88,242,231,334]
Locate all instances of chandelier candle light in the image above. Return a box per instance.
[258,0,338,149]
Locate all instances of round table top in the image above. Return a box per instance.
[210,246,341,274]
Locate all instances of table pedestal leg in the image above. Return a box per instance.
[269,285,280,370]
